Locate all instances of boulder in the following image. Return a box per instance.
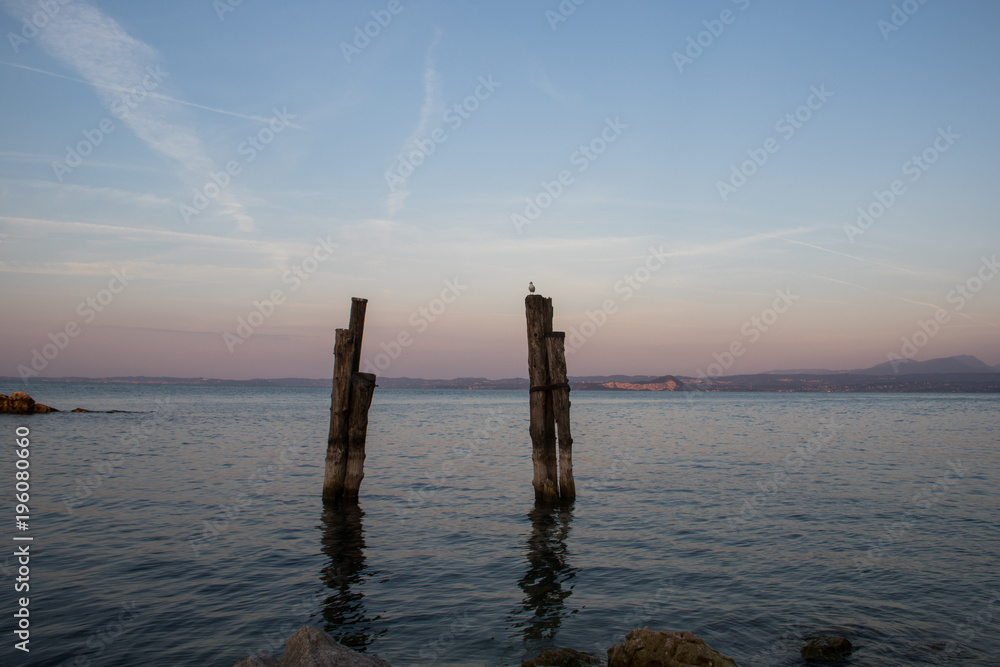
[0,392,59,414]
[234,625,390,667]
[234,656,281,667]
[1,392,35,414]
[523,647,601,666]
[800,636,852,662]
[607,627,738,667]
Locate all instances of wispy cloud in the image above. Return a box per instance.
[813,274,999,328]
[1,0,255,231]
[1,61,303,128]
[530,68,581,107]
[386,30,444,218]
[0,215,324,275]
[0,151,161,173]
[669,226,813,259]
[775,236,921,275]
[4,178,174,207]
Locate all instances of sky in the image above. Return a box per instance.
[1,0,998,381]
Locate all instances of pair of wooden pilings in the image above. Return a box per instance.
[323,295,576,504]
[525,294,575,503]
[323,297,376,502]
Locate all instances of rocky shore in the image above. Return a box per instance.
[0,391,133,414]
[234,625,853,666]
[0,391,58,414]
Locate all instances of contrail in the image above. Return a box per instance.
[812,274,999,328]
[1,61,303,129]
[774,235,919,275]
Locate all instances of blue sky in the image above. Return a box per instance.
[1,0,998,380]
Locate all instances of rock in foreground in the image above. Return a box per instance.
[607,627,738,667]
[0,392,58,414]
[800,636,852,662]
[522,646,601,666]
[234,625,390,667]
[234,657,280,667]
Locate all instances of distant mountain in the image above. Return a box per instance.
[852,355,997,375]
[765,355,997,376]
[679,371,1000,393]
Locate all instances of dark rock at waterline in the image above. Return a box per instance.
[233,625,390,667]
[234,656,280,667]
[607,627,739,666]
[0,392,59,414]
[0,393,135,414]
[522,646,601,666]
[801,635,853,662]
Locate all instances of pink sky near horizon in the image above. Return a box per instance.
[2,2,999,383]
[4,265,998,381]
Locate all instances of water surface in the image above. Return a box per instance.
[2,385,997,665]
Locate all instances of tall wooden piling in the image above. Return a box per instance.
[525,294,575,502]
[348,298,367,376]
[546,333,575,500]
[325,329,353,497]
[343,372,376,498]
[324,297,374,502]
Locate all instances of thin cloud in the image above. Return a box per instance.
[0,151,162,173]
[0,215,324,272]
[530,68,581,107]
[386,30,444,218]
[1,61,303,128]
[812,274,998,328]
[670,226,813,258]
[1,0,255,231]
[775,236,921,275]
[6,178,174,207]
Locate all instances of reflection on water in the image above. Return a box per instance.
[318,501,383,651]
[511,501,578,647]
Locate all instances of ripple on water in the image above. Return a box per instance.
[4,387,999,666]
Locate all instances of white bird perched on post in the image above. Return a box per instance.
[528,281,535,293]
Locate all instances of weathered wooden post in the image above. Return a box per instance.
[546,332,575,500]
[343,372,376,498]
[525,294,575,502]
[325,329,354,498]
[324,297,375,502]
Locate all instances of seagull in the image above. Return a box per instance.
[528,281,535,293]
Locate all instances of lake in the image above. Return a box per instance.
[2,384,998,666]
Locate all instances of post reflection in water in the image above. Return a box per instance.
[511,500,578,647]
[318,501,383,651]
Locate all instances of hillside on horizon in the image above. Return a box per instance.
[764,354,1000,376]
[4,355,999,391]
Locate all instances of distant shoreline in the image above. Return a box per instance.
[3,372,1000,393]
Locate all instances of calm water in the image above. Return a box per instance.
[1,384,998,666]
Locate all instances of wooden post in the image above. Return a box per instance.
[324,328,354,499]
[526,295,558,502]
[324,298,374,502]
[343,372,376,500]
[348,297,367,374]
[546,333,575,500]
